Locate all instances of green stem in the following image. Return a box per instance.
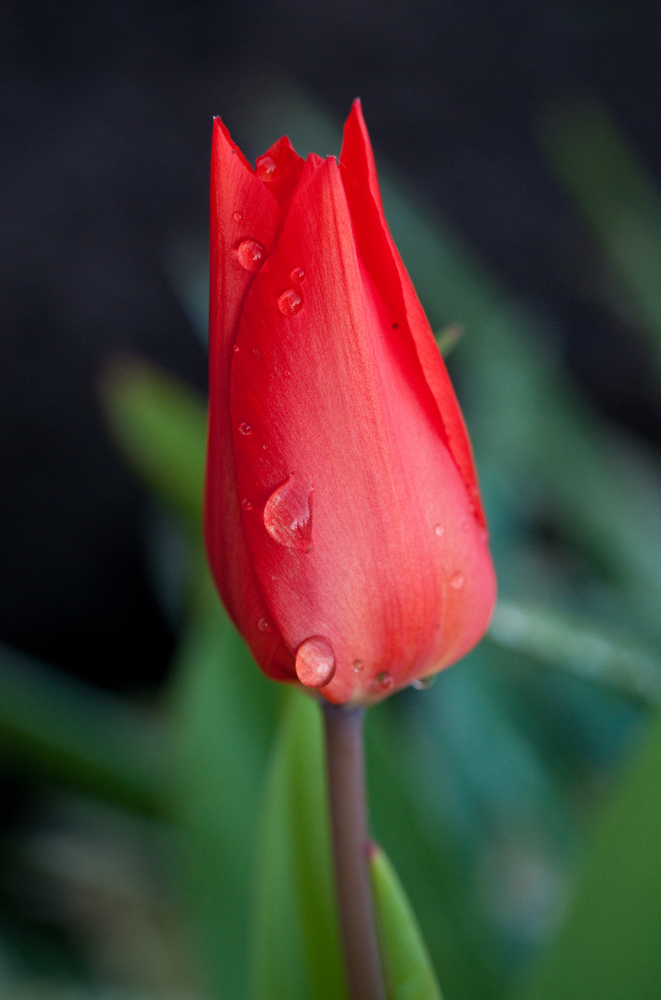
[323,703,386,1000]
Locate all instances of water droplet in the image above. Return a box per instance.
[412,674,437,690]
[450,572,465,590]
[262,443,268,450]
[278,288,303,316]
[295,636,336,688]
[375,671,394,692]
[291,266,305,282]
[258,617,270,632]
[352,659,364,673]
[233,211,243,221]
[238,421,252,436]
[237,238,267,272]
[264,475,313,551]
[434,523,444,537]
[242,498,253,511]
[233,344,240,353]
[256,155,277,181]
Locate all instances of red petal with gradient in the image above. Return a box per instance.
[204,117,294,678]
[340,100,487,527]
[230,154,496,704]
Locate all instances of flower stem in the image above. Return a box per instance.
[323,702,386,1000]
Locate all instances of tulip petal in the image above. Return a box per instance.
[257,135,306,212]
[231,155,496,704]
[205,117,294,679]
[340,100,487,527]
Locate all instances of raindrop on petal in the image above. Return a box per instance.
[258,617,270,632]
[352,659,364,673]
[278,288,303,316]
[256,155,277,181]
[374,671,394,692]
[237,238,267,272]
[264,475,313,551]
[233,344,240,353]
[291,266,305,282]
[450,572,465,590]
[412,674,437,690]
[238,421,252,436]
[434,523,444,537]
[295,636,336,688]
[233,211,243,221]
[242,499,253,511]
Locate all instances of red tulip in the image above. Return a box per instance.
[204,100,496,705]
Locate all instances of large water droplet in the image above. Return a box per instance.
[264,475,313,551]
[450,572,465,590]
[412,674,437,691]
[278,288,303,316]
[238,421,252,436]
[258,617,270,632]
[237,238,266,272]
[256,155,276,181]
[434,523,444,537]
[291,266,305,282]
[374,671,394,692]
[295,636,336,688]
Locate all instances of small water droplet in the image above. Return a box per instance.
[352,659,364,673]
[450,572,465,590]
[295,636,336,688]
[412,674,437,690]
[233,211,243,221]
[237,238,267,272]
[258,617,270,632]
[262,443,268,450]
[238,421,252,436]
[233,344,240,353]
[256,155,277,181]
[434,523,444,537]
[242,498,253,511]
[291,266,305,282]
[264,475,313,551]
[278,288,303,316]
[374,671,394,692]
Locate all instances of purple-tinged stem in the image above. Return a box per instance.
[323,702,386,1000]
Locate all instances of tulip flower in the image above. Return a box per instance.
[205,100,496,706]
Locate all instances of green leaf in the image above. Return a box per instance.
[488,600,661,705]
[516,709,661,1000]
[100,356,207,528]
[165,561,280,1000]
[0,641,163,813]
[251,688,348,1000]
[370,842,444,1000]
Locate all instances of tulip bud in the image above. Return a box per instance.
[204,100,496,705]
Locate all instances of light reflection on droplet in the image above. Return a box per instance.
[233,211,243,221]
[256,155,277,181]
[291,266,305,282]
[352,659,364,673]
[278,288,303,316]
[242,499,253,511]
[258,618,270,632]
[374,671,394,692]
[295,636,336,688]
[263,474,313,551]
[237,238,267,272]
[238,421,252,436]
[412,674,437,690]
[434,524,444,537]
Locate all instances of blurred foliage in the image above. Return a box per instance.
[1,81,661,1000]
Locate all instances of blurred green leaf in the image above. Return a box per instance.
[165,561,279,1000]
[540,100,661,369]
[100,356,207,528]
[251,688,347,1000]
[488,600,661,705]
[516,709,661,1000]
[0,642,163,813]
[370,842,444,1000]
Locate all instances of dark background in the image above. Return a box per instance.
[1,0,660,691]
